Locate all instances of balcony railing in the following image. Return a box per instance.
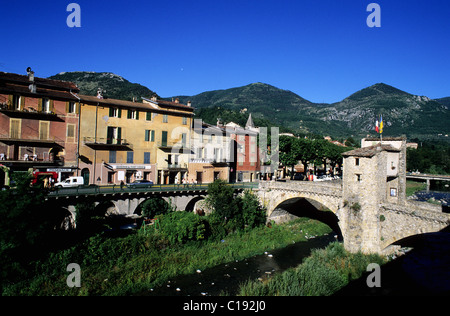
[83,137,132,150]
[0,134,64,146]
[0,104,64,121]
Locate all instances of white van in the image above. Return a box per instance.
[55,176,84,188]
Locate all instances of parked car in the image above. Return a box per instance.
[55,176,84,188]
[127,180,153,187]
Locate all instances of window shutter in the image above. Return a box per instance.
[19,96,25,111]
[135,111,139,120]
[38,99,43,112]
[8,95,13,109]
[66,102,70,113]
[117,127,122,143]
[50,100,54,113]
[118,108,122,118]
[109,107,114,117]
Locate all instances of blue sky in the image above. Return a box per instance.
[1,0,449,103]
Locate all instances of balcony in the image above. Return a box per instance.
[83,137,132,151]
[189,158,229,165]
[0,104,64,121]
[158,141,191,154]
[0,155,65,168]
[167,163,188,170]
[0,134,64,147]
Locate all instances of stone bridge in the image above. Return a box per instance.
[257,179,450,255]
[46,183,255,229]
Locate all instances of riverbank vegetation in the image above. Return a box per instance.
[1,177,385,296]
[238,242,385,296]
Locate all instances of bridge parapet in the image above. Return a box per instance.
[259,180,343,197]
[379,202,450,251]
[258,180,343,215]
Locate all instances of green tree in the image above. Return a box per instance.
[140,197,172,219]
[279,136,301,178]
[240,190,266,230]
[205,179,238,220]
[0,172,52,250]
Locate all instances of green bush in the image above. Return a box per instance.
[238,242,386,296]
[240,190,267,230]
[158,212,209,244]
[140,197,172,219]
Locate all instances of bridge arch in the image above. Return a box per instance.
[269,196,343,240]
[185,196,206,213]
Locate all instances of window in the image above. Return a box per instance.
[161,131,168,147]
[356,174,361,182]
[182,117,187,125]
[67,124,75,138]
[182,133,187,147]
[67,102,76,114]
[43,98,51,113]
[151,130,155,142]
[12,95,23,111]
[355,158,360,166]
[127,110,139,120]
[39,121,49,140]
[163,114,168,123]
[127,152,134,164]
[146,112,152,121]
[10,119,21,139]
[145,130,150,142]
[144,152,150,164]
[109,151,116,163]
[107,126,122,144]
[109,107,121,118]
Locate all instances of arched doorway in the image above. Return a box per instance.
[81,168,90,185]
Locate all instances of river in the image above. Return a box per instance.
[146,233,336,296]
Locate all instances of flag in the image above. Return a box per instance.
[379,115,383,134]
[375,119,379,133]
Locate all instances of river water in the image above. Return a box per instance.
[146,233,336,296]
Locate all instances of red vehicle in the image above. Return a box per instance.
[32,171,58,187]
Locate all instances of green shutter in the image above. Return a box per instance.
[109,107,114,117]
[118,108,122,118]
[146,112,152,121]
[136,111,139,120]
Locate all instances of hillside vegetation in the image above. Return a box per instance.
[48,72,450,139]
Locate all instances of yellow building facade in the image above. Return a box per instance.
[78,94,193,185]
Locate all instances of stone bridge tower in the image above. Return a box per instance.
[340,137,406,253]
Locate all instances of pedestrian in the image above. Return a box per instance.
[43,177,48,189]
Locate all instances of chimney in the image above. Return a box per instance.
[97,88,104,99]
[187,101,192,107]
[151,95,158,102]
[26,67,34,82]
[174,98,180,104]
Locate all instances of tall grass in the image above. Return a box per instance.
[2,218,332,296]
[238,242,386,296]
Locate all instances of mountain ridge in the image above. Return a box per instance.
[47,71,449,139]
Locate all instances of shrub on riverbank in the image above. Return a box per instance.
[238,242,386,296]
[2,218,332,296]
